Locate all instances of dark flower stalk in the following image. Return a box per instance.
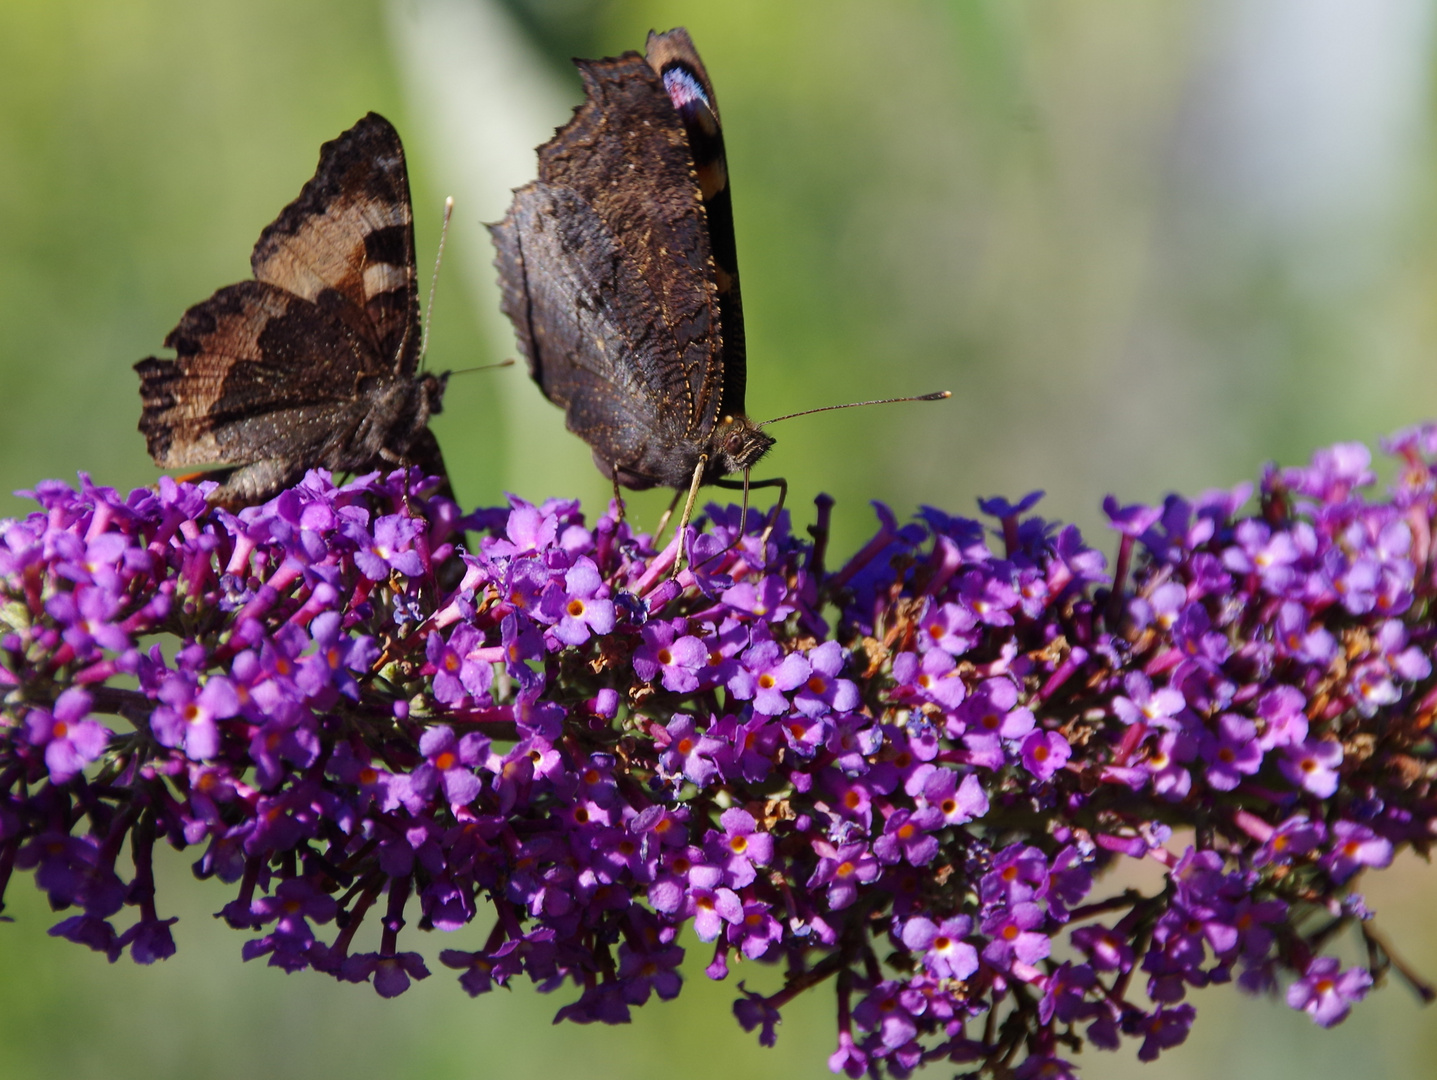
[5,428,1437,1077]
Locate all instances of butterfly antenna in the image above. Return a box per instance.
[446,359,516,377]
[759,390,950,428]
[419,196,455,368]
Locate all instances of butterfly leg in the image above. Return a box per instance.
[405,428,455,503]
[712,473,787,551]
[696,471,754,572]
[754,475,788,546]
[611,470,627,524]
[376,447,416,513]
[669,455,708,578]
[653,488,683,542]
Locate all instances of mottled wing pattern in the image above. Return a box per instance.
[250,112,421,378]
[526,52,722,442]
[136,281,375,467]
[136,113,436,503]
[491,182,677,480]
[644,28,747,418]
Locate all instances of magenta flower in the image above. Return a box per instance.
[632,619,707,692]
[981,844,1050,906]
[1199,712,1263,790]
[727,900,783,959]
[1131,1004,1197,1062]
[873,807,943,866]
[1112,671,1186,730]
[23,688,110,782]
[706,808,773,888]
[415,725,488,807]
[542,556,616,646]
[343,951,432,998]
[909,764,988,825]
[981,902,1051,968]
[150,674,239,760]
[731,635,810,715]
[1280,738,1343,797]
[891,648,967,710]
[426,624,491,705]
[792,640,860,716]
[658,714,721,787]
[8,422,1437,1076]
[901,915,977,980]
[914,598,979,655]
[1020,730,1071,781]
[352,513,426,580]
[1322,821,1393,884]
[690,886,743,941]
[808,841,880,909]
[1287,957,1372,1027]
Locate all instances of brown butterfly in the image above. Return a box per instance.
[136,112,449,506]
[490,30,768,522]
[491,29,944,547]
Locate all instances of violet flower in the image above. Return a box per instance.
[4,426,1437,1077]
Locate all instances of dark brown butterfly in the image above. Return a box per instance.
[135,112,450,506]
[489,29,770,523]
[490,29,944,545]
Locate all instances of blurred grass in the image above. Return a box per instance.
[4,0,1437,1076]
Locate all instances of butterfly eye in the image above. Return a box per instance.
[725,430,747,456]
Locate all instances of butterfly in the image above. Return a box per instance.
[136,112,449,506]
[489,29,773,531]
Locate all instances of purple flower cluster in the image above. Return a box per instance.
[4,429,1437,1077]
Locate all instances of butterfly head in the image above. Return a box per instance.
[710,414,775,479]
[421,370,449,417]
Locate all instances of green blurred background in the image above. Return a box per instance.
[3,0,1437,1076]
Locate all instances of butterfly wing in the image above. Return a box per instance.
[250,112,421,379]
[136,113,435,503]
[527,51,725,449]
[644,29,747,419]
[136,280,383,469]
[491,181,694,488]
